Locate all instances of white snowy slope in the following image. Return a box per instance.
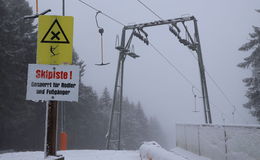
[0,150,139,160]
[171,147,211,160]
[0,148,210,160]
[140,142,211,160]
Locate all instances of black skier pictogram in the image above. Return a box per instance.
[50,46,60,56]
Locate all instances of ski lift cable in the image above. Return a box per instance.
[134,0,202,92]
[136,0,163,20]
[78,0,125,26]
[135,0,242,122]
[149,41,201,93]
[187,49,245,121]
[136,0,232,105]
[149,40,235,122]
[78,0,197,85]
[78,0,236,122]
[78,0,191,84]
[78,0,245,124]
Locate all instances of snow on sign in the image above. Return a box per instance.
[26,64,79,102]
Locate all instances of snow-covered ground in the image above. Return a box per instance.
[171,147,210,160]
[0,150,139,160]
[0,148,210,160]
[140,141,210,160]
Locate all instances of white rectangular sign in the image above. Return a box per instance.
[26,64,80,102]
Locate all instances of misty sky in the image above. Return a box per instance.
[26,0,260,146]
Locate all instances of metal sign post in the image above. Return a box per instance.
[36,15,74,160]
[45,101,59,157]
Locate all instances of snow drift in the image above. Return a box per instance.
[139,141,187,160]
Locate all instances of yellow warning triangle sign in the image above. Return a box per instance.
[37,15,74,65]
[41,19,70,44]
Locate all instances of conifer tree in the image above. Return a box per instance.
[238,10,260,121]
[0,0,167,151]
[0,0,41,151]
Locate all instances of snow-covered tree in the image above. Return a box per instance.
[238,10,260,122]
[0,0,166,151]
[98,87,112,115]
[0,0,41,151]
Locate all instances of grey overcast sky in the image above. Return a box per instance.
[27,0,260,146]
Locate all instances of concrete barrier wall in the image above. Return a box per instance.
[176,124,260,160]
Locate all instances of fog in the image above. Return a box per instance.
[27,0,260,147]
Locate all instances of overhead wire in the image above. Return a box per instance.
[136,0,202,92]
[190,54,236,122]
[150,40,234,123]
[134,0,245,123]
[78,0,240,123]
[206,70,236,109]
[78,0,198,93]
[149,41,201,92]
[136,0,163,20]
[78,0,125,26]
[188,51,236,109]
[135,0,201,91]
[187,50,248,122]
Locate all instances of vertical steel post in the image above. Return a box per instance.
[193,18,212,123]
[35,0,39,14]
[106,55,120,149]
[62,0,65,16]
[60,0,68,152]
[224,126,228,160]
[118,55,125,150]
[106,29,126,149]
[60,0,65,135]
[197,126,201,155]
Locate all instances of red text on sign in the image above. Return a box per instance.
[35,70,73,79]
